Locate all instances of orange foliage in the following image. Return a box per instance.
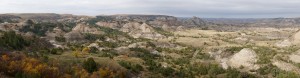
[73,66,90,78]
[0,53,128,78]
[0,54,60,78]
[1,55,9,61]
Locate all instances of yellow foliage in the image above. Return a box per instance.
[73,66,90,78]
[99,68,109,77]
[97,67,116,78]
[82,47,90,54]
[1,54,62,78]
[90,72,100,78]
[62,74,72,78]
[0,53,127,78]
[8,61,18,73]
[1,55,9,61]
[72,50,82,58]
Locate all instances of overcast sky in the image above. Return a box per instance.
[1,0,300,18]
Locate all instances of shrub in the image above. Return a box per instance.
[98,41,118,48]
[84,33,105,41]
[118,61,143,74]
[55,36,66,42]
[19,22,57,36]
[254,46,277,64]
[82,58,98,73]
[0,31,30,50]
[153,27,174,37]
[276,71,300,78]
[49,48,63,55]
[224,47,244,54]
[89,47,98,53]
[226,68,256,78]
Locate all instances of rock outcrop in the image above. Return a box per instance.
[179,16,206,27]
[120,22,141,32]
[64,31,85,42]
[275,39,292,48]
[291,30,300,45]
[253,18,300,27]
[72,23,103,34]
[228,48,259,70]
[96,21,120,29]
[289,50,300,63]
[45,27,65,39]
[96,15,207,28]
[121,22,165,39]
[272,60,300,74]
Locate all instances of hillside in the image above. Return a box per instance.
[1,13,300,78]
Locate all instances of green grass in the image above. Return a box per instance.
[253,46,277,64]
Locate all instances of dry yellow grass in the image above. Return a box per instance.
[174,29,236,37]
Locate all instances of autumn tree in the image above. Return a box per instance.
[82,47,90,55]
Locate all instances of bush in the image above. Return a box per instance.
[82,58,98,73]
[254,46,277,64]
[208,64,225,75]
[19,22,57,36]
[129,48,159,60]
[0,31,30,50]
[118,61,143,74]
[49,48,63,55]
[129,48,150,53]
[276,71,300,78]
[153,27,174,37]
[99,49,119,58]
[173,58,190,65]
[226,68,256,78]
[84,33,105,41]
[146,41,156,48]
[55,36,66,42]
[160,67,175,76]
[89,47,98,53]
[224,47,244,53]
[98,41,118,48]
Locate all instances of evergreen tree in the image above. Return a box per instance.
[0,31,30,50]
[82,58,98,73]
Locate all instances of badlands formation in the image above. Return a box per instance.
[2,13,300,77]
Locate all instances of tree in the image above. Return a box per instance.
[89,47,98,53]
[26,20,34,25]
[82,47,90,54]
[55,36,66,42]
[72,50,81,58]
[82,58,98,73]
[0,31,30,50]
[118,61,144,74]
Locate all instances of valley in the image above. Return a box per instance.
[1,13,300,78]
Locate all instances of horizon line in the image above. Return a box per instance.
[1,13,300,18]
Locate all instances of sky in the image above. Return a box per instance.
[1,0,300,18]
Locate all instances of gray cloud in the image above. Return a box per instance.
[0,0,300,18]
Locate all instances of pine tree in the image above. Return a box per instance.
[82,58,98,73]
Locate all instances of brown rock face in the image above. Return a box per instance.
[45,27,65,39]
[64,23,104,42]
[72,23,103,34]
[96,21,120,29]
[120,22,141,32]
[96,15,182,27]
[120,22,165,39]
[180,16,206,27]
[64,31,85,42]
